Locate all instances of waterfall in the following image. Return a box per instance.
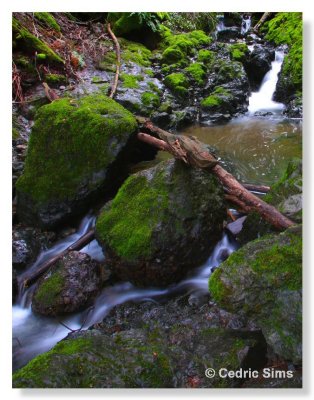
[248,50,285,114]
[241,15,251,35]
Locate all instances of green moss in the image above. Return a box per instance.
[96,169,169,261]
[162,47,185,65]
[201,87,233,110]
[160,30,211,67]
[12,127,19,140]
[141,92,160,108]
[100,38,152,71]
[147,81,161,95]
[229,43,249,62]
[16,94,137,204]
[250,234,302,290]
[12,17,64,65]
[264,12,302,90]
[143,68,154,77]
[120,73,143,89]
[184,62,206,85]
[44,74,66,85]
[164,72,189,97]
[197,49,214,64]
[33,271,64,308]
[216,60,243,81]
[209,268,231,303]
[34,12,61,32]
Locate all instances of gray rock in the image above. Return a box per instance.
[32,251,105,316]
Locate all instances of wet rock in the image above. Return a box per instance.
[16,94,138,228]
[238,159,302,244]
[13,269,18,303]
[244,44,275,90]
[96,159,226,286]
[209,225,302,364]
[284,96,303,118]
[242,369,302,388]
[32,251,105,316]
[226,216,247,236]
[217,27,242,42]
[12,225,55,270]
[13,294,267,388]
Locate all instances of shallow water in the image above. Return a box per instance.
[181,116,302,185]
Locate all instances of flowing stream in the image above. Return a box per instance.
[13,219,238,371]
[12,34,302,373]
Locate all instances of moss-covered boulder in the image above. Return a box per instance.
[16,94,138,228]
[163,72,189,97]
[238,159,302,244]
[264,12,302,103]
[209,225,302,364]
[32,251,104,316]
[13,295,264,388]
[96,159,226,286]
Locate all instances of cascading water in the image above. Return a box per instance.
[248,50,286,114]
[12,215,238,371]
[241,15,251,35]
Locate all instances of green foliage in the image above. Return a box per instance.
[264,12,302,88]
[16,95,137,203]
[34,12,61,32]
[108,12,167,36]
[164,72,189,97]
[96,172,169,261]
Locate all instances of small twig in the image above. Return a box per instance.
[57,320,76,332]
[107,23,121,98]
[13,337,22,347]
[78,306,95,331]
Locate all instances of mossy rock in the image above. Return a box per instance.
[34,12,61,32]
[13,17,64,65]
[209,225,302,364]
[184,62,207,85]
[197,49,214,64]
[96,159,226,286]
[264,12,302,100]
[228,43,249,62]
[201,87,235,112]
[164,72,189,97]
[13,312,262,388]
[99,38,152,72]
[16,94,138,228]
[32,251,104,316]
[44,73,67,86]
[238,159,302,244]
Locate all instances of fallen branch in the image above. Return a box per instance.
[21,228,95,289]
[107,23,121,98]
[136,118,294,230]
[241,183,270,193]
[253,12,273,32]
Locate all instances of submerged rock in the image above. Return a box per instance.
[96,159,226,286]
[209,225,302,364]
[16,94,138,228]
[32,251,105,316]
[13,294,267,388]
[238,159,302,245]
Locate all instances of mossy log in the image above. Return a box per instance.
[136,117,294,231]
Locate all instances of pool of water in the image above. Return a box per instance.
[151,116,302,186]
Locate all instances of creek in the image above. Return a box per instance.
[12,21,302,373]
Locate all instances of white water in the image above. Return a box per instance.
[13,214,238,371]
[241,16,251,35]
[248,50,286,114]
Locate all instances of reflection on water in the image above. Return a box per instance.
[179,116,302,185]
